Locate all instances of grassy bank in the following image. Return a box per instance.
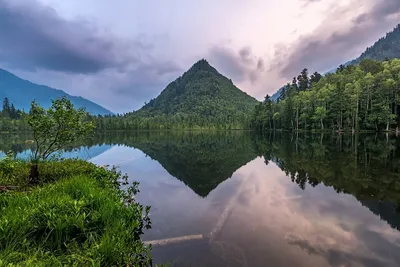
[0,159,154,266]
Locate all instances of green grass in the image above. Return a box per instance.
[0,160,153,266]
[0,158,100,189]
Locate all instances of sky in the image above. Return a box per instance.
[1,0,400,113]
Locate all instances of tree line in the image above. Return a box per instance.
[0,98,30,132]
[251,58,400,132]
[0,97,251,132]
[93,113,250,131]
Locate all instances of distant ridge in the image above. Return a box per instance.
[0,68,113,115]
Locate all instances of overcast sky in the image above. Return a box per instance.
[1,0,400,113]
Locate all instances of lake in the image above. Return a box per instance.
[1,132,400,267]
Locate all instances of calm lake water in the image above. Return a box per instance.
[2,132,400,267]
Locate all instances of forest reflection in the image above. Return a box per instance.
[253,132,400,231]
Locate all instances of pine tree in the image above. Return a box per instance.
[297,68,309,91]
[310,72,322,85]
[10,104,17,119]
[2,98,10,117]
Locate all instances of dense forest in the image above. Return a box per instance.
[251,58,400,132]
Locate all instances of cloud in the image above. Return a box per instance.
[286,233,390,267]
[208,45,265,84]
[0,0,182,113]
[7,62,181,114]
[270,0,400,80]
[0,0,137,73]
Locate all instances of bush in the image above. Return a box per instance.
[0,173,152,266]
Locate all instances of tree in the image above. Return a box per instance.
[337,64,345,73]
[2,98,10,117]
[27,97,95,184]
[9,104,17,119]
[314,107,327,130]
[310,72,322,85]
[292,77,298,91]
[297,68,309,91]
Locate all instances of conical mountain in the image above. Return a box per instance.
[136,59,258,120]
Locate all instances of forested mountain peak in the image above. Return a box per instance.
[189,59,218,73]
[353,24,400,63]
[133,59,258,128]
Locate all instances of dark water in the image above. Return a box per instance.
[2,132,400,267]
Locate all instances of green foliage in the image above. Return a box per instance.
[0,151,16,185]
[28,97,95,161]
[0,161,152,266]
[252,58,400,132]
[0,98,29,133]
[95,59,258,131]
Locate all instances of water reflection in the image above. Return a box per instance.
[253,133,400,232]
[1,132,400,266]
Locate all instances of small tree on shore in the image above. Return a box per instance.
[27,97,95,184]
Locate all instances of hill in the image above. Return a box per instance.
[0,68,113,115]
[135,59,258,126]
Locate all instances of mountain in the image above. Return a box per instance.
[136,59,258,120]
[270,86,283,102]
[352,24,400,63]
[326,24,400,74]
[0,68,113,115]
[270,23,400,101]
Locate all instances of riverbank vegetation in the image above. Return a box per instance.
[0,160,152,266]
[0,99,155,266]
[251,58,400,132]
